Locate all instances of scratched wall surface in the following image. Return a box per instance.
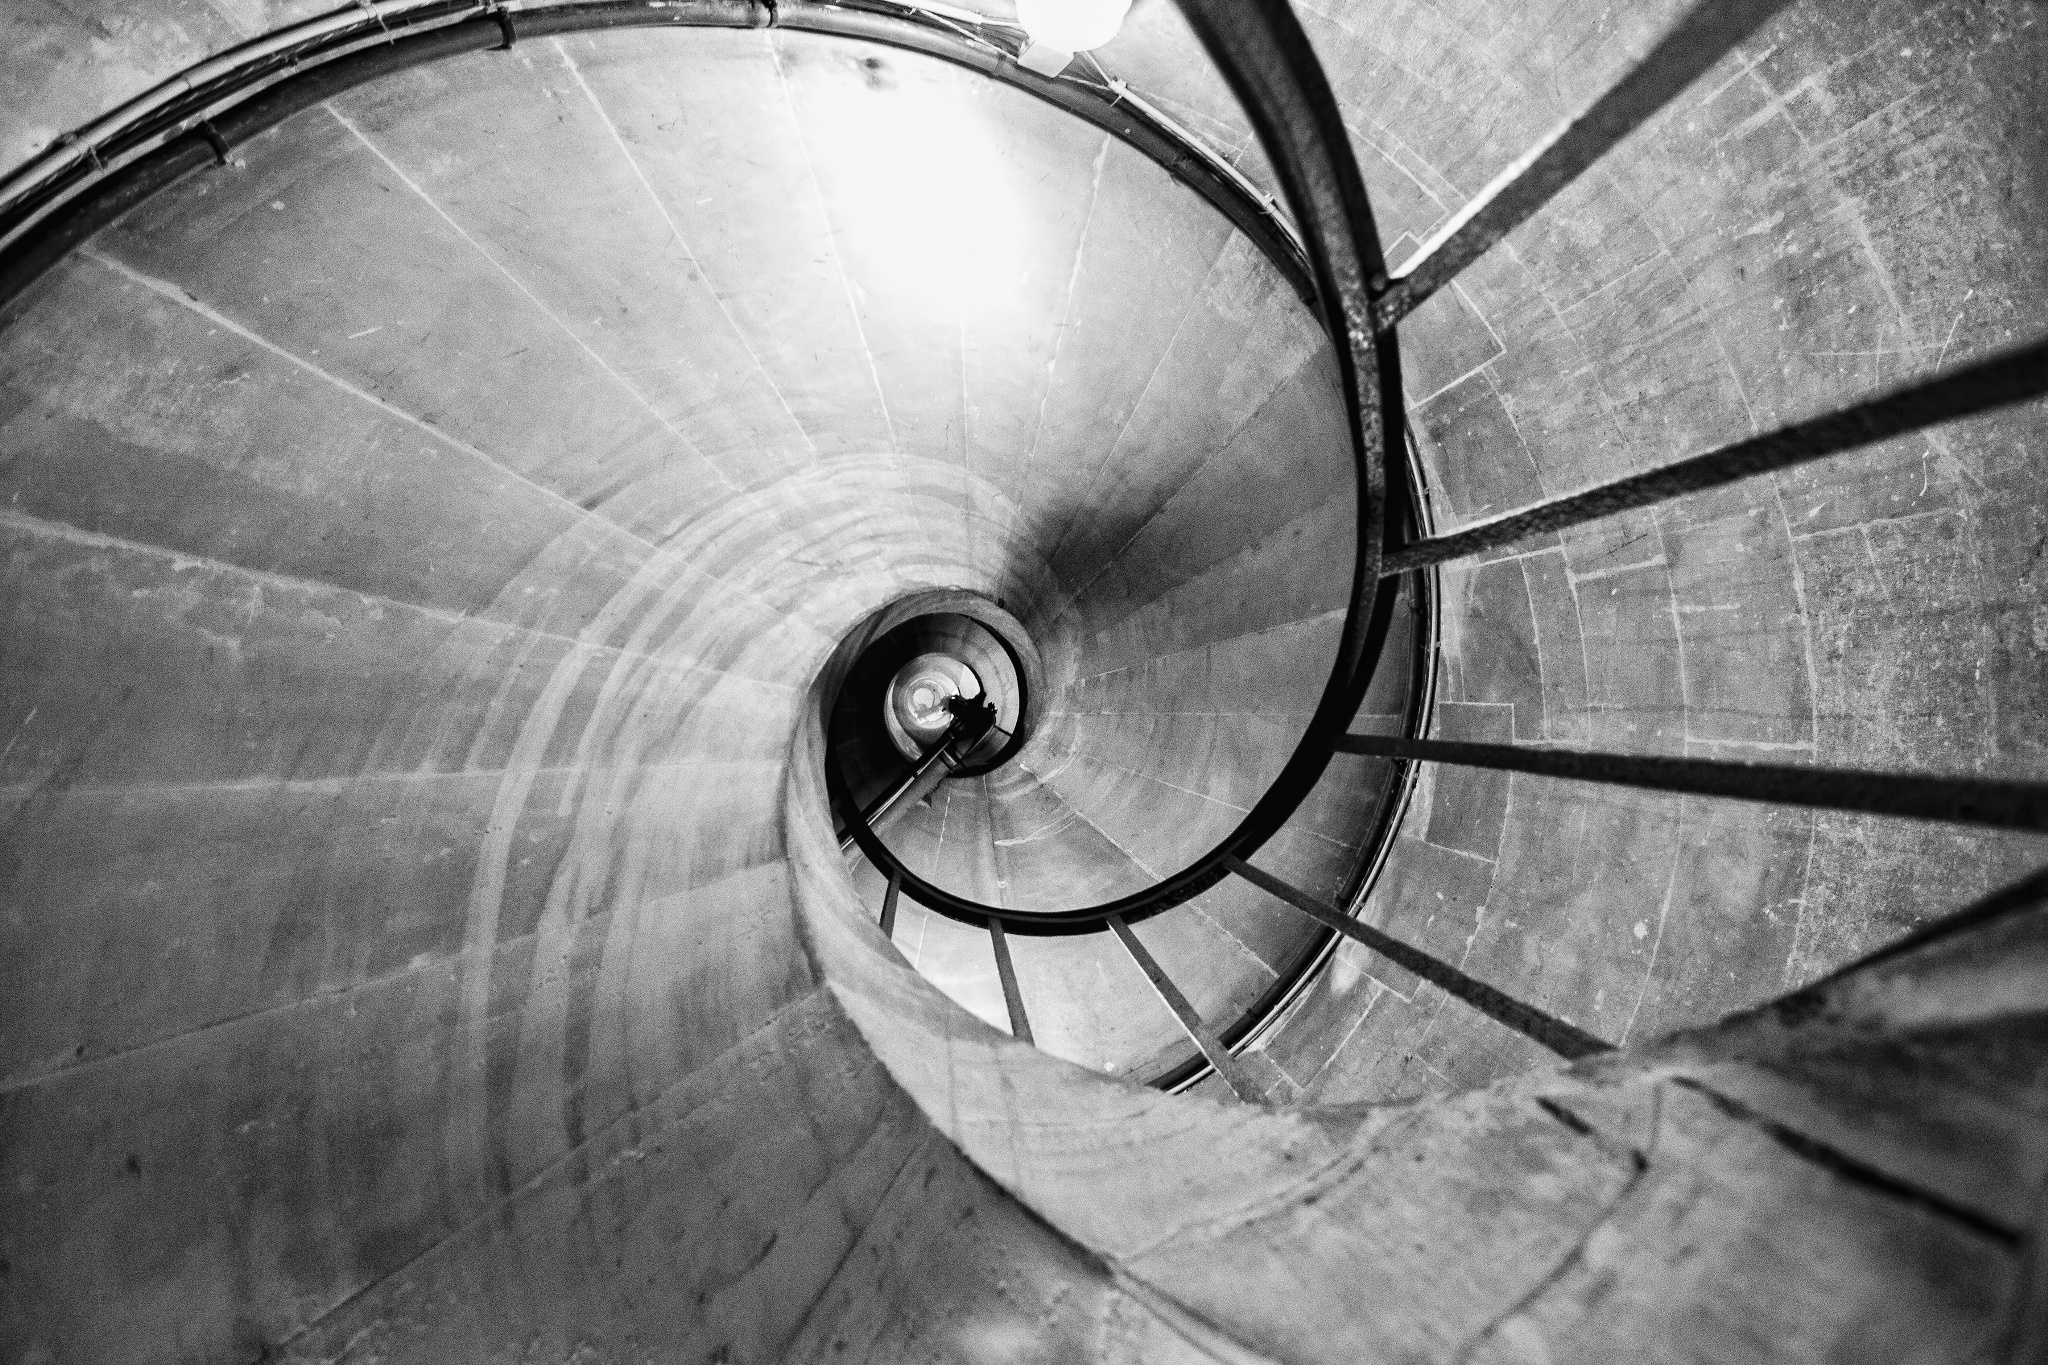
[1090,0,2048,1104]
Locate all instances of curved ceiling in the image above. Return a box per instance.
[0,19,1416,1088]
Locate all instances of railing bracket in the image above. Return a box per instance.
[196,121,231,167]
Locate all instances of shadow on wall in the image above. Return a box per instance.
[1003,497,1166,655]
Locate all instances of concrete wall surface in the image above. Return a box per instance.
[1,3,2045,1363]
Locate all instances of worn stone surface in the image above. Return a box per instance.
[2,3,2046,1363]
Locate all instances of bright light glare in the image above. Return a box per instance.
[797,63,1027,320]
[1016,0,1131,52]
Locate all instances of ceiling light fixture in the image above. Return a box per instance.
[1015,0,1132,53]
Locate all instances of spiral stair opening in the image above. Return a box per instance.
[2,1,2046,1362]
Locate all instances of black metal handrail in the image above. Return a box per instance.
[836,0,1407,942]
[8,0,2048,1102]
[0,0,1314,306]
[832,0,2048,1098]
[835,699,998,854]
[0,0,1409,950]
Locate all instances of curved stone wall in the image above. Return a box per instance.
[0,19,1389,1357]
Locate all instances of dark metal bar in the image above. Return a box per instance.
[1337,734,2048,832]
[1106,913,1267,1101]
[1381,337,2048,575]
[879,866,902,940]
[828,533,1415,937]
[195,120,231,166]
[1223,856,1613,1060]
[1372,0,1790,329]
[838,717,966,855]
[987,917,1033,1044]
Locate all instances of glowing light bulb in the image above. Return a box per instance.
[1016,0,1131,52]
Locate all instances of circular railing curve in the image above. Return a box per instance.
[0,0,1424,1094]
[0,1,1318,307]
[9,0,2045,1100]
[0,0,1409,945]
[833,0,1405,935]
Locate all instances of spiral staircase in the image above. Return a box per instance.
[2,1,2046,1362]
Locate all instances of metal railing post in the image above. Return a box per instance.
[1107,913,1270,1101]
[988,917,1033,1044]
[1223,857,1612,1060]
[880,867,902,940]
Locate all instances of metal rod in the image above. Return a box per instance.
[1222,857,1613,1060]
[0,1,490,260]
[1336,734,2048,833]
[0,0,475,210]
[879,866,902,941]
[1103,77,1307,267]
[1106,913,1267,1101]
[1381,337,2048,575]
[987,917,1033,1044]
[839,720,964,854]
[1372,0,1790,329]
